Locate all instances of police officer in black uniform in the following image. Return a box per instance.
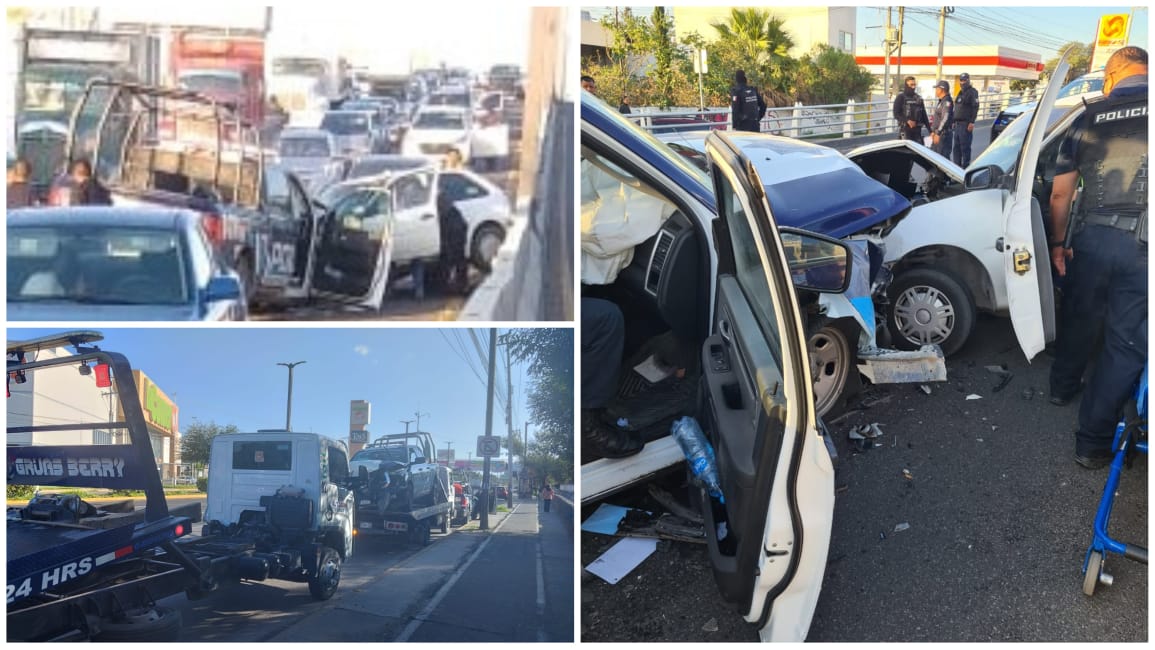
[1048,46,1148,469]
[892,76,930,142]
[729,70,766,133]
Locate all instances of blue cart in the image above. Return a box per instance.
[1082,365,1148,596]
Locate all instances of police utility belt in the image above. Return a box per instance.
[1080,211,1148,244]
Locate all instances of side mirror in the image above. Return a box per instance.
[964,165,1002,191]
[206,276,243,302]
[779,228,852,294]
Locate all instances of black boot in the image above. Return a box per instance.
[582,408,643,463]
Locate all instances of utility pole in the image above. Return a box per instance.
[885,7,893,98]
[936,7,954,83]
[445,441,453,465]
[525,421,531,496]
[480,329,498,530]
[896,7,905,91]
[501,335,515,509]
[415,411,429,433]
[276,361,306,431]
[400,419,415,433]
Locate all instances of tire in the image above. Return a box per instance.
[419,521,432,546]
[886,267,976,357]
[307,546,342,601]
[470,223,506,273]
[439,513,448,534]
[1083,550,1103,596]
[807,318,859,418]
[95,606,182,642]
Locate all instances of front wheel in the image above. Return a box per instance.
[886,267,976,357]
[807,318,859,418]
[1083,550,1104,596]
[95,606,182,642]
[308,546,342,601]
[470,223,506,273]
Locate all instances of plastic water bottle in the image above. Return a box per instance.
[671,417,725,504]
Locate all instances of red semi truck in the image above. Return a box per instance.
[169,32,266,127]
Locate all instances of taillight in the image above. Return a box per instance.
[201,212,224,246]
[174,523,186,537]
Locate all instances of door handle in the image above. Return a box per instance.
[719,319,732,343]
[995,237,1005,252]
[421,213,436,221]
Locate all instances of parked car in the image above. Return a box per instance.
[7,206,246,321]
[495,486,509,500]
[277,127,347,193]
[403,105,474,161]
[579,57,1065,637]
[321,109,388,155]
[991,70,1103,140]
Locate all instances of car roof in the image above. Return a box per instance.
[8,206,192,230]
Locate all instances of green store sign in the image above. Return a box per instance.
[144,381,176,433]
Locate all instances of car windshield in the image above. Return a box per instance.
[348,157,427,179]
[321,112,371,135]
[179,72,243,97]
[21,69,90,119]
[317,183,360,208]
[584,90,709,188]
[280,137,332,158]
[273,58,328,77]
[351,447,407,463]
[970,104,1077,173]
[8,226,190,305]
[414,111,465,130]
[427,92,470,109]
[1057,75,1104,100]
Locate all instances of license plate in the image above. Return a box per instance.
[385,521,408,532]
[359,522,373,529]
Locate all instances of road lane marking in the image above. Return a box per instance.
[536,538,547,642]
[393,503,519,642]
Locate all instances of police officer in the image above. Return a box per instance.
[930,80,954,159]
[892,76,929,142]
[729,70,766,133]
[951,72,980,167]
[1048,46,1148,469]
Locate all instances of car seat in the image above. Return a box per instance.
[20,271,64,297]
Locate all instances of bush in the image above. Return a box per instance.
[196,478,208,493]
[7,484,35,501]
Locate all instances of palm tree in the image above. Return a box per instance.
[711,8,797,102]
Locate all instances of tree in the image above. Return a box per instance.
[180,420,238,467]
[649,8,677,108]
[1043,41,1093,86]
[793,44,876,105]
[710,8,797,104]
[504,329,573,477]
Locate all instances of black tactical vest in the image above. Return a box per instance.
[1076,92,1148,218]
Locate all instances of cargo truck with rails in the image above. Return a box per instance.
[169,31,266,128]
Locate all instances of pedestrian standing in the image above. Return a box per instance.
[581,75,597,94]
[618,96,632,115]
[930,80,954,160]
[436,188,470,292]
[951,72,980,167]
[7,159,34,209]
[1047,46,1148,469]
[541,484,554,513]
[892,76,930,142]
[68,160,112,206]
[729,70,766,133]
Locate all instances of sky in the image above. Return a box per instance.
[856,6,1149,62]
[7,327,560,463]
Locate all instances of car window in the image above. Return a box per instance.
[327,446,349,484]
[713,168,783,359]
[393,172,434,209]
[232,441,292,471]
[187,221,214,287]
[8,226,191,306]
[265,167,291,217]
[438,172,488,201]
[971,105,1075,173]
[287,176,312,222]
[413,111,465,130]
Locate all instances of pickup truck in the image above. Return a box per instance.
[63,80,394,313]
[348,432,454,545]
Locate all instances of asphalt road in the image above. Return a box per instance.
[160,496,571,642]
[580,125,1148,642]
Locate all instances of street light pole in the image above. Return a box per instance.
[276,361,306,431]
[480,328,498,530]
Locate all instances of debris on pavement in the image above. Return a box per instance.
[836,484,849,494]
[647,485,703,524]
[902,469,913,481]
[919,384,932,395]
[966,394,983,400]
[582,503,634,535]
[702,618,719,633]
[977,438,984,442]
[586,537,659,585]
[849,423,886,452]
[879,531,886,540]
[894,522,911,533]
[985,365,1015,392]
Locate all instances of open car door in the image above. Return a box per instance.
[701,131,836,641]
[1000,55,1068,360]
[391,169,442,264]
[309,186,394,310]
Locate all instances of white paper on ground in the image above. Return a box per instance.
[633,354,674,383]
[585,537,659,585]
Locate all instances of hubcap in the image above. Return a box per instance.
[894,285,955,345]
[808,327,850,416]
[477,232,503,265]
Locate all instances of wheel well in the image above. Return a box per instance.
[891,246,996,312]
[323,530,348,560]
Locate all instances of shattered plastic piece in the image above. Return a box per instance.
[984,364,1008,373]
[966,394,983,400]
[920,384,932,395]
[902,469,913,480]
[836,484,849,494]
[702,618,719,633]
[617,418,629,428]
[977,438,984,442]
[894,522,911,532]
[848,427,867,441]
[879,531,886,540]
[869,423,884,438]
[716,521,728,541]
[1021,388,1035,401]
